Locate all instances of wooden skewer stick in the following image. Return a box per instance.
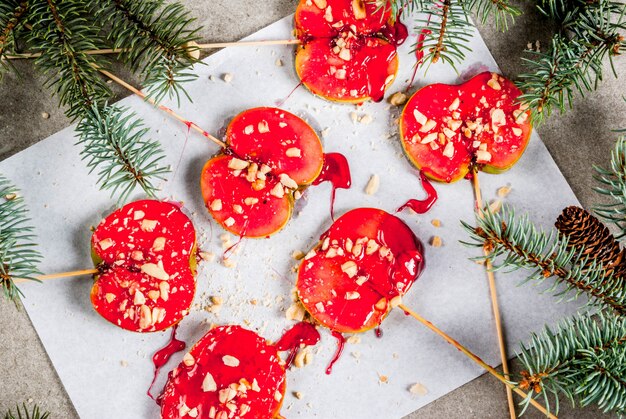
[94,66,227,149]
[471,168,516,419]
[4,39,302,60]
[14,268,100,284]
[398,304,557,419]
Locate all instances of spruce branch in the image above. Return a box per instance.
[517,313,626,415]
[464,0,521,30]
[75,103,170,204]
[0,0,29,76]
[594,135,626,237]
[461,206,626,316]
[26,0,111,119]
[3,403,50,419]
[0,175,42,304]
[93,0,201,104]
[516,0,626,124]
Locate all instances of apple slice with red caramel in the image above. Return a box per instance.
[160,325,286,419]
[294,0,399,103]
[90,200,197,332]
[399,72,532,183]
[201,107,324,238]
[297,208,424,334]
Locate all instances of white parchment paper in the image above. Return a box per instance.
[1,14,582,419]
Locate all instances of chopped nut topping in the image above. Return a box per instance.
[233,204,243,214]
[105,293,116,303]
[139,304,152,329]
[270,183,285,198]
[448,119,462,131]
[338,48,351,61]
[345,291,360,300]
[152,237,166,252]
[251,378,261,392]
[141,219,157,232]
[449,97,460,111]
[324,5,333,22]
[313,0,327,8]
[375,298,386,310]
[335,68,347,79]
[279,173,298,189]
[251,179,266,191]
[159,281,170,301]
[512,127,523,136]
[274,391,283,402]
[228,158,249,171]
[355,276,368,286]
[420,133,437,144]
[244,125,254,135]
[476,149,492,162]
[365,174,379,195]
[443,127,456,138]
[224,217,235,227]
[286,147,302,158]
[390,296,402,308]
[202,372,217,392]
[244,197,259,206]
[133,290,146,305]
[366,239,380,255]
[188,408,198,418]
[413,109,427,125]
[487,78,501,90]
[419,119,437,133]
[442,142,455,158]
[315,301,325,313]
[133,210,145,220]
[210,199,223,211]
[99,238,114,251]
[222,355,240,367]
[182,352,195,366]
[352,0,366,19]
[258,120,270,133]
[141,263,169,281]
[341,261,358,278]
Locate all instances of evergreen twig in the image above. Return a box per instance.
[594,136,626,237]
[75,103,170,204]
[0,0,29,76]
[517,313,626,415]
[3,403,50,419]
[0,175,42,304]
[93,0,201,104]
[461,206,626,316]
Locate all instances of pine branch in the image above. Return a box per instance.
[0,0,29,76]
[517,312,626,415]
[3,403,50,419]
[462,206,626,316]
[0,175,42,305]
[464,0,521,30]
[93,0,200,104]
[75,103,170,204]
[516,0,626,125]
[594,135,626,237]
[26,0,111,119]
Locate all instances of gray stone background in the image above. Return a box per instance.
[0,1,624,418]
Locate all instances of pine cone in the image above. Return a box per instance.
[555,206,626,279]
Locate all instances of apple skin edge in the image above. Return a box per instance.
[399,72,532,183]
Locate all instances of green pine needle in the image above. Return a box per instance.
[93,0,201,105]
[594,136,626,237]
[3,403,50,419]
[462,205,626,316]
[517,312,626,415]
[0,0,29,77]
[0,175,42,304]
[75,103,170,204]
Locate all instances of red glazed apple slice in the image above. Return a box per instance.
[297,208,424,333]
[201,108,324,238]
[294,0,399,103]
[400,72,532,182]
[90,200,197,332]
[160,325,286,419]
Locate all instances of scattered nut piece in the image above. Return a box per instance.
[293,391,304,399]
[431,219,441,227]
[378,374,389,384]
[275,59,283,67]
[286,302,306,321]
[430,236,442,248]
[41,112,50,119]
[497,185,511,198]
[199,251,215,262]
[365,174,379,195]
[4,193,17,201]
[359,114,372,125]
[389,91,408,106]
[222,73,233,83]
[409,382,429,396]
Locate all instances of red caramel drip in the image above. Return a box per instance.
[326,331,346,375]
[148,325,186,401]
[313,153,352,219]
[160,326,287,419]
[275,322,321,368]
[374,326,383,338]
[398,172,438,214]
[276,81,304,107]
[379,15,408,46]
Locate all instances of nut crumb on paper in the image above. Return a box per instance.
[365,174,380,195]
[431,219,441,227]
[430,236,443,247]
[222,73,233,83]
[497,185,511,198]
[409,382,429,396]
[378,373,389,384]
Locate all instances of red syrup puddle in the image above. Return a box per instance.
[326,330,346,375]
[147,325,186,402]
[397,172,438,214]
[380,12,408,46]
[312,153,352,220]
[276,81,304,107]
[275,322,321,368]
[375,326,383,338]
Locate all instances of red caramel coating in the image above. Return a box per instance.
[160,326,286,419]
[400,72,532,183]
[200,108,323,238]
[226,107,324,185]
[90,200,196,332]
[297,208,424,333]
[294,0,398,103]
